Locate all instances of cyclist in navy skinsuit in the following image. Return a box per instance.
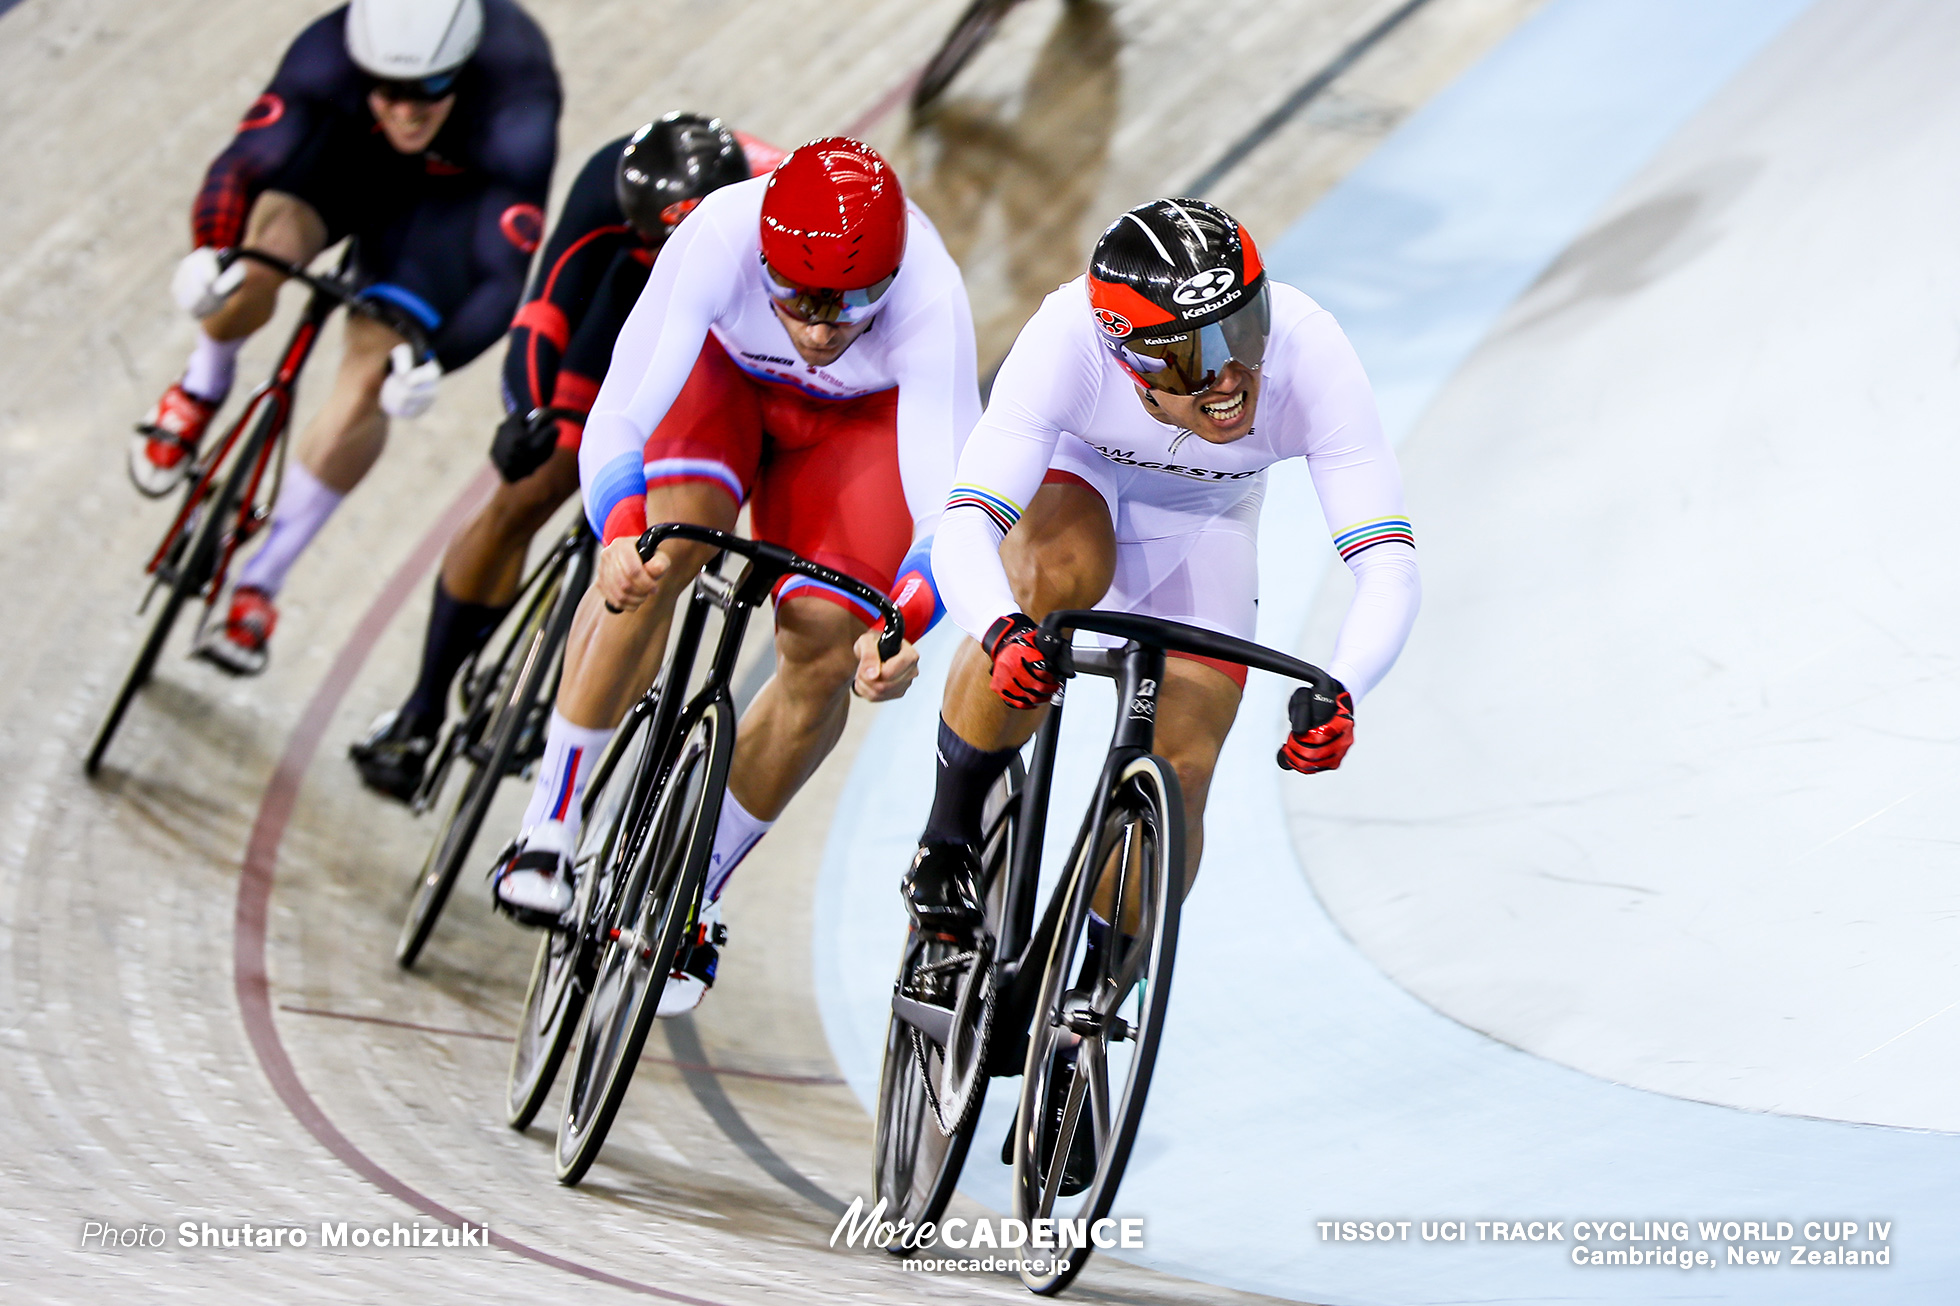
[129,0,560,676]
[350,116,783,800]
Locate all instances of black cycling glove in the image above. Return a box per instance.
[490,407,565,484]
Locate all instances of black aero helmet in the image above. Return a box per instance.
[1087,198,1270,395]
[616,113,750,242]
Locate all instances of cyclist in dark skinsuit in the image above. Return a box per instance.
[129,0,560,675]
[351,116,784,799]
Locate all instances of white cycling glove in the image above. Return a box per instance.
[172,247,247,320]
[380,343,442,418]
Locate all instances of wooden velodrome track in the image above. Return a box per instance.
[0,0,1538,1300]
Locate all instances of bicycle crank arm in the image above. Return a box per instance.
[891,993,956,1047]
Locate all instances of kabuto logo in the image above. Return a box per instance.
[1094,308,1133,338]
[1172,267,1235,306]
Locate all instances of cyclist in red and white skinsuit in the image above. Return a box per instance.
[493,138,979,1015]
[902,197,1420,925]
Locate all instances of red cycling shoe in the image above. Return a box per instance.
[196,586,276,677]
[129,382,218,497]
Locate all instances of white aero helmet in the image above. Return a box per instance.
[346,0,484,85]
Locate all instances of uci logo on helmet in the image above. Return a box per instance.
[1172,267,1236,306]
[1094,308,1133,338]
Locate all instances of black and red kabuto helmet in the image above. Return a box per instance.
[1087,198,1270,395]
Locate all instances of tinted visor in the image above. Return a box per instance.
[762,256,896,325]
[1106,283,1270,395]
[372,71,460,103]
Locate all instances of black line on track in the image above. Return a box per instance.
[664,1014,851,1218]
[1186,0,1438,197]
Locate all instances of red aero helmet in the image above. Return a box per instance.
[759,137,908,291]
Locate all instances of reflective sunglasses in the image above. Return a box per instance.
[1104,284,1271,396]
[761,256,896,326]
[372,71,460,104]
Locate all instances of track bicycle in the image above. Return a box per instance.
[84,246,434,775]
[874,609,1341,1295]
[501,523,903,1187]
[394,472,595,969]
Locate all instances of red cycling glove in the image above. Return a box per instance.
[982,613,1063,709]
[1278,681,1354,773]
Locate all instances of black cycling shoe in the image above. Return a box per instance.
[901,841,983,931]
[349,708,438,803]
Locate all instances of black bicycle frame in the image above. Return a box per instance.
[144,245,435,601]
[607,523,906,872]
[988,609,1340,1039]
[145,263,339,593]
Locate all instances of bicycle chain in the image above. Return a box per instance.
[903,945,990,1138]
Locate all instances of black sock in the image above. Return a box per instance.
[922,716,1018,848]
[400,581,511,727]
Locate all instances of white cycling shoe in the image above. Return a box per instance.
[491,822,576,927]
[656,900,725,1018]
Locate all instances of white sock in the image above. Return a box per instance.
[235,463,343,596]
[519,710,614,848]
[182,329,244,403]
[704,790,773,904]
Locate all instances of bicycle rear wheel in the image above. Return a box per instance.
[554,696,731,1185]
[84,417,262,776]
[506,699,653,1130]
[872,760,1022,1243]
[1011,754,1183,1295]
[395,551,573,968]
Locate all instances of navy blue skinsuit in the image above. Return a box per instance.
[192,0,560,370]
[499,135,649,438]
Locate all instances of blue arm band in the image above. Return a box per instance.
[892,536,946,639]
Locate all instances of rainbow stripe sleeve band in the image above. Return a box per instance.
[945,484,1022,537]
[1333,516,1415,561]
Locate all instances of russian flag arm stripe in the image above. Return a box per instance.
[585,450,646,543]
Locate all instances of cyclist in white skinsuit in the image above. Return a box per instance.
[901,197,1420,926]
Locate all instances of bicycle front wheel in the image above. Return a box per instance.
[84,423,259,776]
[395,556,570,969]
[554,695,731,1185]
[1011,754,1183,1295]
[506,699,653,1130]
